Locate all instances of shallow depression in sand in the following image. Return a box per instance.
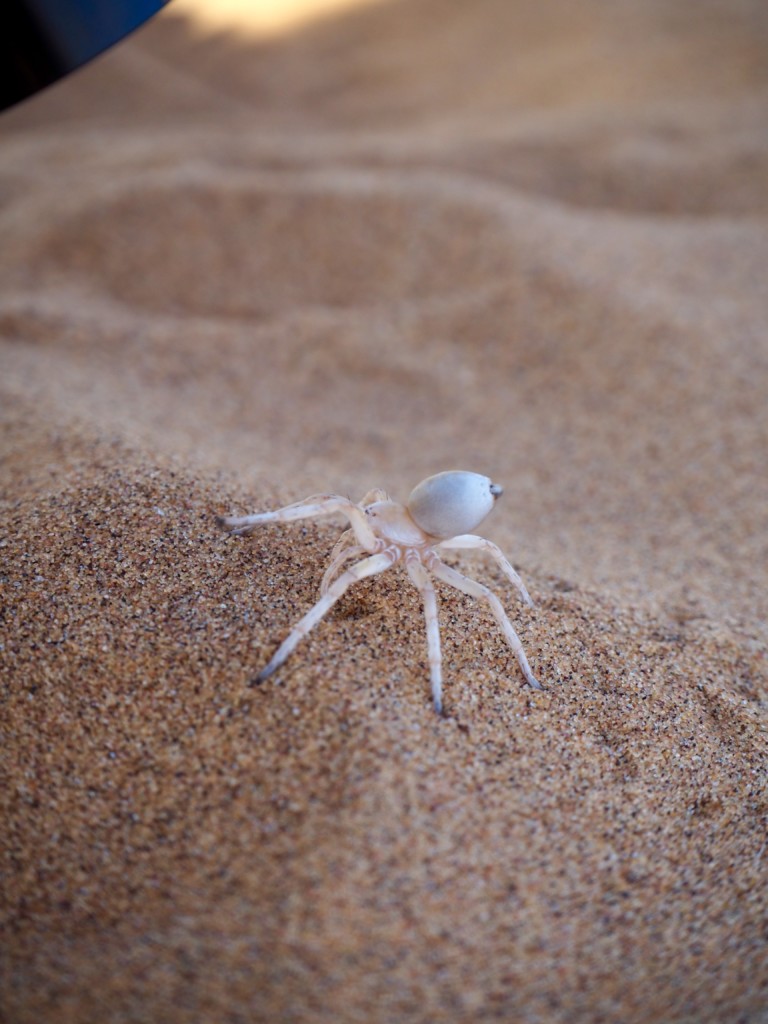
[36,178,516,318]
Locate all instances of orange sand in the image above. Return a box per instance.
[1,1,767,1021]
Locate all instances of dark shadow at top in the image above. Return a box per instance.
[0,0,171,111]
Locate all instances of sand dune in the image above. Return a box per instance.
[1,1,767,1021]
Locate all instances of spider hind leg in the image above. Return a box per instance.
[406,559,444,714]
[428,556,541,691]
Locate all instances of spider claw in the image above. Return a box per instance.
[216,514,251,535]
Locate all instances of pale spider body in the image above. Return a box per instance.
[219,471,540,714]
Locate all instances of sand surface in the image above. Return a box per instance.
[1,1,767,1020]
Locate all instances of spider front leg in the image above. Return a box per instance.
[317,490,389,593]
[428,557,541,690]
[406,559,443,714]
[359,487,389,505]
[320,530,366,595]
[436,535,534,607]
[255,550,396,684]
[218,494,378,550]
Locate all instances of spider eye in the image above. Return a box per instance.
[407,471,499,539]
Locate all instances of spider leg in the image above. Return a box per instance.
[406,559,443,714]
[254,550,396,685]
[320,533,366,595]
[218,494,377,550]
[428,556,541,690]
[435,535,534,607]
[359,487,389,505]
[328,528,355,559]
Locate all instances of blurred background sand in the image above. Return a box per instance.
[1,1,767,1021]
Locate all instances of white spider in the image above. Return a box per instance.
[219,470,540,714]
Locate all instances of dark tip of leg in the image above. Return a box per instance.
[250,661,277,687]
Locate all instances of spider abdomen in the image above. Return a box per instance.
[407,471,501,539]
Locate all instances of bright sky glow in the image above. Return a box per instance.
[170,0,383,36]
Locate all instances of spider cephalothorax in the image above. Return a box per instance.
[219,471,540,714]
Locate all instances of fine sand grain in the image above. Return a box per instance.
[1,1,767,1021]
